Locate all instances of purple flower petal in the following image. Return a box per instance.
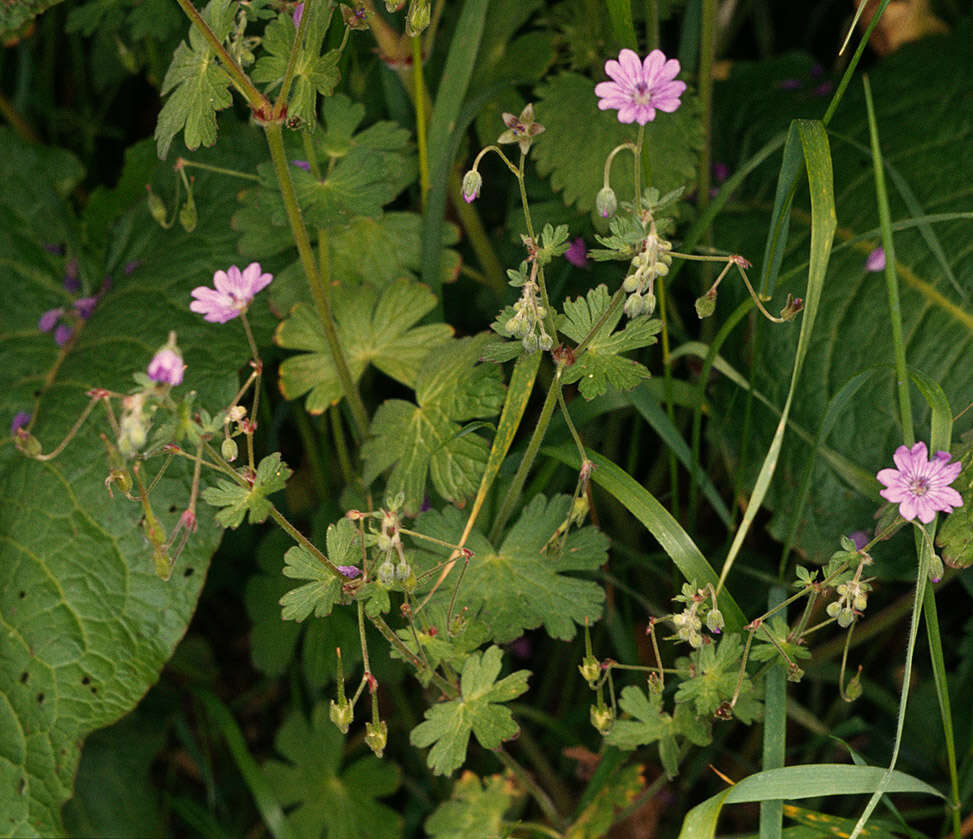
[877,441,964,523]
[338,565,361,578]
[38,308,63,333]
[866,247,886,272]
[565,238,589,268]
[55,324,73,347]
[74,296,99,320]
[191,262,273,323]
[10,412,31,435]
[596,48,685,125]
[290,160,311,172]
[63,258,80,292]
[147,347,185,386]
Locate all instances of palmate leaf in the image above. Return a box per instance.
[276,278,453,413]
[263,703,401,839]
[361,335,506,514]
[252,2,340,129]
[200,452,292,528]
[708,24,973,561]
[558,284,663,399]
[936,434,973,569]
[533,71,703,212]
[425,771,519,839]
[605,685,711,779]
[674,634,762,723]
[413,495,609,644]
[154,0,236,159]
[278,517,359,622]
[0,128,259,832]
[410,646,529,776]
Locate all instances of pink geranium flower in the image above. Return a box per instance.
[190,263,273,324]
[876,441,963,524]
[147,347,185,386]
[595,49,686,125]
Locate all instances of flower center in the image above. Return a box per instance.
[633,81,652,105]
[909,476,930,496]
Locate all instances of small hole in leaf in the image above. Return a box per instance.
[90,686,98,694]
[81,676,90,685]
[19,672,28,684]
[36,693,44,704]
[18,591,25,599]
[168,504,177,513]
[183,567,194,578]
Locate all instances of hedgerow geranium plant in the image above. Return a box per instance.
[2,0,973,836]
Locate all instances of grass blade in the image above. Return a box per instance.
[544,442,746,631]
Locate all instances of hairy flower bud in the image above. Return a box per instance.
[365,720,388,757]
[377,559,396,587]
[330,699,354,733]
[14,428,42,458]
[221,437,239,462]
[179,195,197,233]
[146,186,168,228]
[405,0,430,36]
[590,704,614,735]
[462,169,482,203]
[578,654,601,687]
[595,186,617,219]
[705,608,724,634]
[695,291,717,319]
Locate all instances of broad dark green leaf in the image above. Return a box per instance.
[413,494,609,643]
[709,26,973,561]
[425,771,518,839]
[0,128,259,832]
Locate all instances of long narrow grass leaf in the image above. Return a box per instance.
[759,587,788,839]
[420,0,490,313]
[606,0,638,49]
[679,764,943,839]
[717,121,836,592]
[543,442,746,631]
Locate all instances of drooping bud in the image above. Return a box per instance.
[578,654,600,687]
[844,666,863,702]
[221,437,239,462]
[377,558,396,587]
[928,553,944,584]
[695,291,717,319]
[705,608,724,635]
[146,186,170,228]
[179,193,197,233]
[330,699,354,733]
[595,186,617,219]
[462,169,482,203]
[14,428,42,458]
[365,720,388,757]
[589,703,614,735]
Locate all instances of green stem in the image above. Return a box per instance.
[367,613,458,699]
[274,0,313,117]
[922,585,962,839]
[489,369,563,543]
[262,121,369,438]
[173,0,269,112]
[863,75,913,445]
[696,0,716,252]
[268,503,345,578]
[412,34,429,205]
[175,158,261,182]
[494,747,564,829]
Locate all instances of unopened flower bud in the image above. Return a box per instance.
[179,195,197,233]
[146,186,169,227]
[405,0,430,35]
[522,332,539,353]
[590,704,614,735]
[705,608,724,634]
[378,558,396,587]
[778,293,804,321]
[365,720,388,757]
[221,437,239,462]
[385,0,400,11]
[695,291,717,319]
[579,654,600,687]
[641,291,656,317]
[844,666,863,702]
[623,293,644,319]
[622,273,639,293]
[928,554,944,584]
[596,186,617,219]
[787,663,804,683]
[105,467,133,497]
[330,699,354,733]
[394,560,412,582]
[462,169,482,203]
[538,331,554,352]
[14,428,42,458]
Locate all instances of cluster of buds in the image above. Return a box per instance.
[622,224,672,318]
[505,280,553,353]
[826,578,871,628]
[374,505,415,590]
[667,583,723,648]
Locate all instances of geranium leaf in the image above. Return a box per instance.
[558,284,663,399]
[278,517,358,621]
[276,278,453,413]
[425,771,519,839]
[154,0,236,159]
[252,3,340,129]
[413,495,609,643]
[200,452,292,527]
[263,703,401,839]
[361,335,506,514]
[565,763,645,838]
[410,646,529,776]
